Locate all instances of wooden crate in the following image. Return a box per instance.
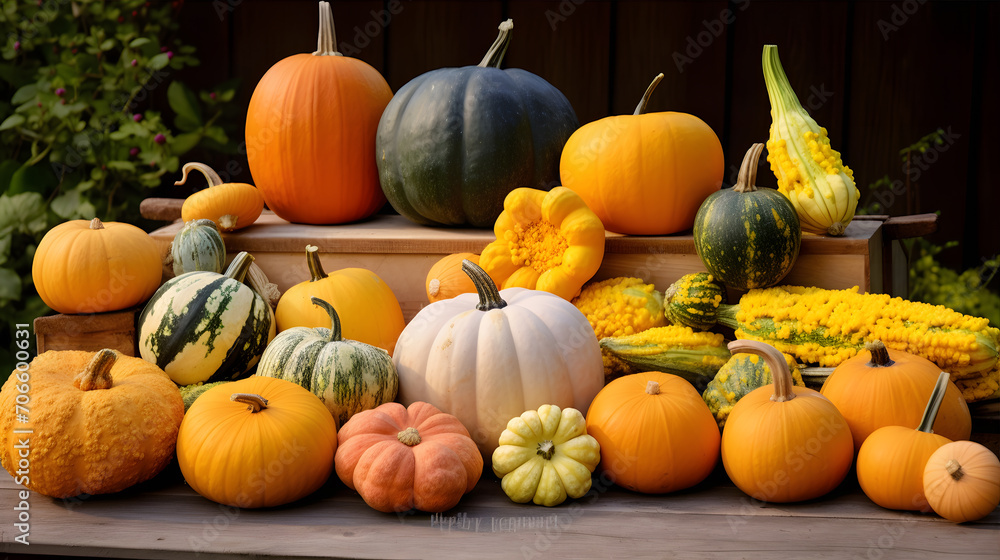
[146,205,891,323]
[34,306,141,356]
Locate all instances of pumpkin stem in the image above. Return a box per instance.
[231,393,268,413]
[732,143,765,193]
[945,459,965,481]
[633,73,664,115]
[224,251,255,284]
[397,427,422,446]
[428,278,441,298]
[174,162,224,188]
[646,380,661,395]
[478,19,513,68]
[89,217,105,230]
[728,340,796,402]
[312,1,343,57]
[462,259,507,311]
[219,215,239,231]
[865,340,895,368]
[917,371,952,433]
[536,440,555,460]
[310,296,343,342]
[73,349,117,391]
[305,245,329,282]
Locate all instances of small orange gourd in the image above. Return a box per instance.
[425,253,486,303]
[923,441,1000,523]
[176,162,264,232]
[721,340,854,503]
[856,371,955,512]
[586,371,720,494]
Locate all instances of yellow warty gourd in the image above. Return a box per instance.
[763,44,859,236]
[572,277,666,340]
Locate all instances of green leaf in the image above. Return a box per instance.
[0,267,21,301]
[203,126,228,145]
[129,37,151,48]
[106,161,136,172]
[0,160,20,192]
[0,193,48,237]
[149,53,171,70]
[0,114,24,131]
[0,235,10,267]
[167,81,202,127]
[170,132,202,156]
[175,114,200,132]
[100,39,115,51]
[11,84,37,105]
[8,164,58,196]
[51,189,83,219]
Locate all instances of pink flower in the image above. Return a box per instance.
[133,114,143,122]
[154,133,166,145]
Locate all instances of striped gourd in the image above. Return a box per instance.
[664,272,726,331]
[599,325,732,392]
[138,251,276,386]
[256,296,398,428]
[702,351,805,429]
[170,219,226,276]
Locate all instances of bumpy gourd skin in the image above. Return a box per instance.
[573,277,666,339]
[0,350,184,498]
[492,405,600,507]
[702,352,805,429]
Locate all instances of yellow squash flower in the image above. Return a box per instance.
[480,186,605,300]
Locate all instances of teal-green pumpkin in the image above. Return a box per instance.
[170,219,226,276]
[375,19,579,227]
[693,143,801,290]
[256,296,398,428]
[663,272,727,331]
[138,251,276,386]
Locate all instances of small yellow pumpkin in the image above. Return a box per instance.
[425,253,492,303]
[176,162,264,232]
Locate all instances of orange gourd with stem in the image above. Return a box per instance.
[175,162,263,232]
[923,441,1000,523]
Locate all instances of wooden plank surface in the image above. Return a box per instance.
[1,466,996,560]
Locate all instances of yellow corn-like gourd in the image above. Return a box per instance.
[572,277,666,340]
[763,44,859,236]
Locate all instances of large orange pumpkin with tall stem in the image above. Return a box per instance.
[559,73,724,235]
[245,1,392,224]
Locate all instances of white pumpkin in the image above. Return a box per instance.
[394,260,604,457]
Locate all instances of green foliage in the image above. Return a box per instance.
[909,240,1000,328]
[858,128,949,215]
[0,0,239,379]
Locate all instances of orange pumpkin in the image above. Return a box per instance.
[721,340,854,503]
[923,441,1000,523]
[856,371,956,512]
[175,162,263,232]
[586,371,720,494]
[335,401,483,513]
[425,253,485,303]
[821,340,971,450]
[244,2,392,224]
[559,73,724,235]
[32,217,162,314]
[275,245,405,356]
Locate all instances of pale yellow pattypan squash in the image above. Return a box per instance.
[491,404,601,507]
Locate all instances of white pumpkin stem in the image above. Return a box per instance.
[462,259,507,311]
[398,427,421,446]
[945,459,965,481]
[175,162,224,188]
[312,1,343,57]
[865,340,895,368]
[917,371,951,434]
[310,296,343,342]
[224,251,255,283]
[633,73,664,115]
[478,19,513,68]
[90,217,105,230]
[305,245,329,282]
[732,143,764,194]
[646,380,661,395]
[536,440,555,460]
[231,393,268,413]
[728,340,796,402]
[73,349,118,391]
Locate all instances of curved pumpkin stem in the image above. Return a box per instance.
[732,143,765,194]
[310,296,343,343]
[73,349,117,391]
[478,19,513,68]
[917,371,951,434]
[462,259,507,311]
[231,393,268,413]
[633,73,664,115]
[305,245,329,282]
[865,340,895,368]
[224,251,255,284]
[175,162,224,188]
[312,1,343,57]
[728,340,795,402]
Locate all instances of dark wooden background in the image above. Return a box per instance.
[170,0,997,270]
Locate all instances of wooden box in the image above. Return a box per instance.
[147,208,890,323]
[34,306,141,356]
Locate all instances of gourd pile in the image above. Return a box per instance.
[4,3,998,524]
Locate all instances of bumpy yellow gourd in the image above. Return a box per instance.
[572,277,666,339]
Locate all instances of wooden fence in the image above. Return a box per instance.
[171,0,997,270]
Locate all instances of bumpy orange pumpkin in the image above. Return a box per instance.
[275,245,405,355]
[32,217,162,314]
[923,441,1000,523]
[0,349,183,498]
[335,401,483,513]
[245,2,392,224]
[559,73,724,235]
[586,372,720,494]
[175,162,264,232]
[821,340,971,450]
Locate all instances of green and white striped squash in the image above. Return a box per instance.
[138,251,276,386]
[693,143,801,290]
[256,296,398,428]
[664,272,727,331]
[170,219,226,276]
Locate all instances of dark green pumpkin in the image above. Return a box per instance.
[375,19,579,227]
[693,143,801,290]
[664,272,727,331]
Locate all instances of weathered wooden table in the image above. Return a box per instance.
[1,461,997,560]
